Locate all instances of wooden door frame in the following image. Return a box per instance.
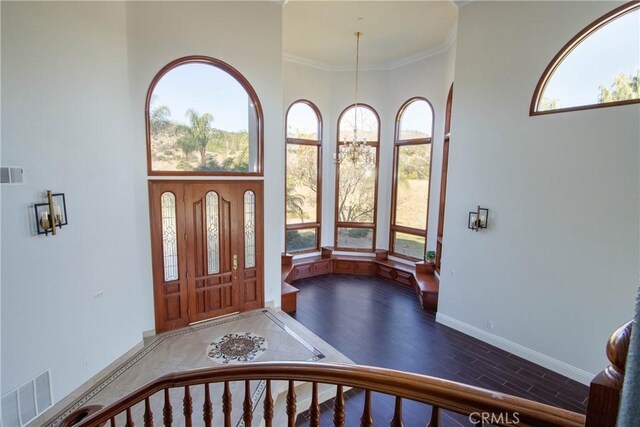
[149,179,265,333]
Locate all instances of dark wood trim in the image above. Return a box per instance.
[436,84,454,274]
[529,1,640,116]
[285,100,323,254]
[531,98,640,116]
[334,104,381,252]
[389,97,434,260]
[285,138,322,146]
[145,55,264,176]
[77,361,586,427]
[336,222,375,229]
[286,222,321,231]
[285,99,323,143]
[394,138,432,146]
[391,224,428,236]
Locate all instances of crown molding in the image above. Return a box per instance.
[283,28,457,73]
[282,53,337,72]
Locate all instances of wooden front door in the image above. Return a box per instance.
[149,180,263,333]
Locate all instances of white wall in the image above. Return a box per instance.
[438,0,639,383]
[283,48,455,253]
[1,0,283,405]
[1,2,147,400]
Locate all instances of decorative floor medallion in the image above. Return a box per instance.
[207,332,267,364]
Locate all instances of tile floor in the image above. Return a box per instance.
[35,308,352,427]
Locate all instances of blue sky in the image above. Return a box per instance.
[152,63,251,132]
[543,8,639,107]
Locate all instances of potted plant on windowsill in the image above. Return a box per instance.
[426,251,436,264]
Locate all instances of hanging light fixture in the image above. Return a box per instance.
[334,32,373,165]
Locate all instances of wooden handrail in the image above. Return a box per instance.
[75,362,585,427]
[585,319,634,426]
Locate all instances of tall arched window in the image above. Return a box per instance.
[335,104,380,251]
[146,56,263,175]
[390,98,434,260]
[531,2,639,115]
[285,100,322,253]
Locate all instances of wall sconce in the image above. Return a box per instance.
[34,190,67,236]
[468,206,489,232]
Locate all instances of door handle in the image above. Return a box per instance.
[233,254,238,271]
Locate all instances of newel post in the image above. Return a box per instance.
[585,319,633,427]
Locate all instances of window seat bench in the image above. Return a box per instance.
[281,247,438,314]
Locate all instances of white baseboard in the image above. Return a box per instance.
[142,329,156,339]
[435,313,594,385]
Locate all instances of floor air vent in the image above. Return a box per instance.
[1,370,52,426]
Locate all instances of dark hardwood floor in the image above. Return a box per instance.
[291,274,589,426]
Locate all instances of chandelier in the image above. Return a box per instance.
[334,32,373,165]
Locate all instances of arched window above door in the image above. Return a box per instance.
[146,56,264,175]
[531,2,639,115]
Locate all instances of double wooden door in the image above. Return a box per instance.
[149,180,263,333]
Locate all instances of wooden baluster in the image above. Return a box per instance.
[308,382,320,427]
[163,388,173,427]
[110,417,116,427]
[183,385,193,427]
[203,383,213,427]
[360,390,373,427]
[243,380,253,427]
[333,385,345,427]
[389,397,403,427]
[143,397,154,427]
[263,380,274,427]
[427,406,439,427]
[223,381,232,427]
[286,380,297,427]
[126,408,134,427]
[586,319,633,427]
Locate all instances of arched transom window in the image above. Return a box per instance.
[531,2,639,115]
[146,56,263,174]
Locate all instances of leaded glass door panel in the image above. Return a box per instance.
[150,181,263,332]
[185,183,239,322]
[149,181,189,333]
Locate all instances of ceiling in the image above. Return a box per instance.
[283,1,459,70]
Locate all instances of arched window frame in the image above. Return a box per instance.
[389,97,435,261]
[530,1,640,116]
[334,103,380,252]
[145,55,264,175]
[284,100,323,254]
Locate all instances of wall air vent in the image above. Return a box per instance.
[0,166,25,184]
[1,370,53,427]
